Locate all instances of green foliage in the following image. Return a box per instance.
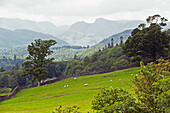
[0,56,25,70]
[123,14,170,61]
[92,88,147,113]
[52,105,81,113]
[51,46,101,61]
[56,46,130,75]
[134,59,170,112]
[20,39,57,85]
[0,65,30,90]
[0,88,11,94]
[92,59,170,113]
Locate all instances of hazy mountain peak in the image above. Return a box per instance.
[94,18,113,23]
[59,18,144,46]
[69,21,90,32]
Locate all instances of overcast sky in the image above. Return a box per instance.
[0,0,169,26]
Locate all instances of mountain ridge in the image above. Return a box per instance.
[0,17,70,37]
[59,18,144,46]
[0,27,69,50]
[0,17,169,47]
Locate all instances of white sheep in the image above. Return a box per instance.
[64,85,66,87]
[67,85,69,87]
[119,79,121,81]
[110,80,112,82]
[84,84,88,86]
[74,77,77,80]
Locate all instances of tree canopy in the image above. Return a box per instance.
[20,39,57,86]
[123,14,170,62]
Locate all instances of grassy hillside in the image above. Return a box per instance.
[0,67,139,113]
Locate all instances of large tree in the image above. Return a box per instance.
[123,14,170,62]
[20,39,57,86]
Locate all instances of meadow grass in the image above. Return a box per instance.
[0,67,140,113]
[0,93,11,96]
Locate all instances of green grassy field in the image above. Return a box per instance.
[0,67,140,113]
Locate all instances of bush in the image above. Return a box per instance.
[92,88,147,113]
[92,59,170,113]
[134,59,170,113]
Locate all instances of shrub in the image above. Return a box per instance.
[92,88,147,113]
[92,59,170,113]
[134,59,170,112]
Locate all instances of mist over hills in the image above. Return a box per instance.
[0,17,169,48]
[59,18,144,46]
[0,17,144,46]
[0,18,69,37]
[0,28,69,50]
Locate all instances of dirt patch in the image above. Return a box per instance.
[40,92,76,100]
[89,88,101,90]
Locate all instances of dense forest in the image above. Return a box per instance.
[0,55,25,70]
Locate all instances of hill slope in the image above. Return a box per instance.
[0,18,69,37]
[0,28,69,50]
[95,29,132,47]
[0,67,139,113]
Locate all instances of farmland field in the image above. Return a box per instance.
[0,67,140,113]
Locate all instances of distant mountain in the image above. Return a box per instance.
[0,28,69,50]
[95,29,132,47]
[0,18,69,36]
[3,18,169,47]
[58,18,144,46]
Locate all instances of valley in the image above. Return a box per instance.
[0,13,169,113]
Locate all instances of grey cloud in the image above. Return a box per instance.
[18,0,169,16]
[0,0,169,25]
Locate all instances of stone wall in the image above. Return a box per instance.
[0,86,23,102]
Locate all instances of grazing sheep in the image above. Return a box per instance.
[110,80,112,82]
[67,85,69,87]
[64,85,66,87]
[119,79,121,81]
[84,83,88,87]
[74,77,76,80]
[131,74,133,76]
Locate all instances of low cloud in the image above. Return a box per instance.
[0,0,169,25]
